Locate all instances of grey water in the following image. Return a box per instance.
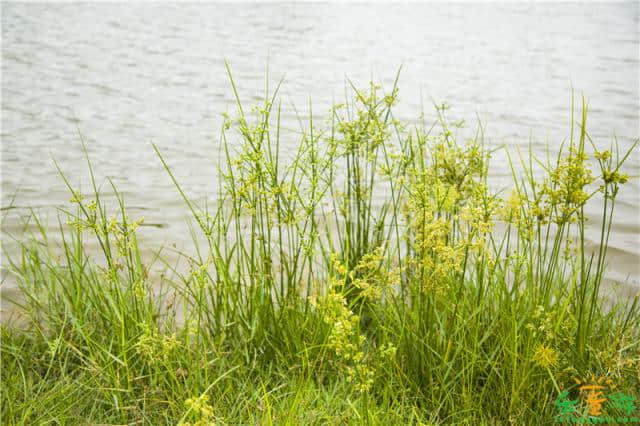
[2,2,639,311]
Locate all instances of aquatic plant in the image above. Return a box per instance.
[2,68,638,424]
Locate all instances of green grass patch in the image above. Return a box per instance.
[2,68,639,424]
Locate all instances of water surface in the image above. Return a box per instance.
[2,3,639,309]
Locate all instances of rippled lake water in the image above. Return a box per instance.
[2,3,639,309]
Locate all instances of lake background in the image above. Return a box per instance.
[2,2,639,311]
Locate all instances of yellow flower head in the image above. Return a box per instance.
[533,344,558,369]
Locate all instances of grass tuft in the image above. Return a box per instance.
[2,73,639,424]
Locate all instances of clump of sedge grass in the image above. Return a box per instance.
[2,67,639,424]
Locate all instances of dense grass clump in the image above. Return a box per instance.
[2,70,639,424]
